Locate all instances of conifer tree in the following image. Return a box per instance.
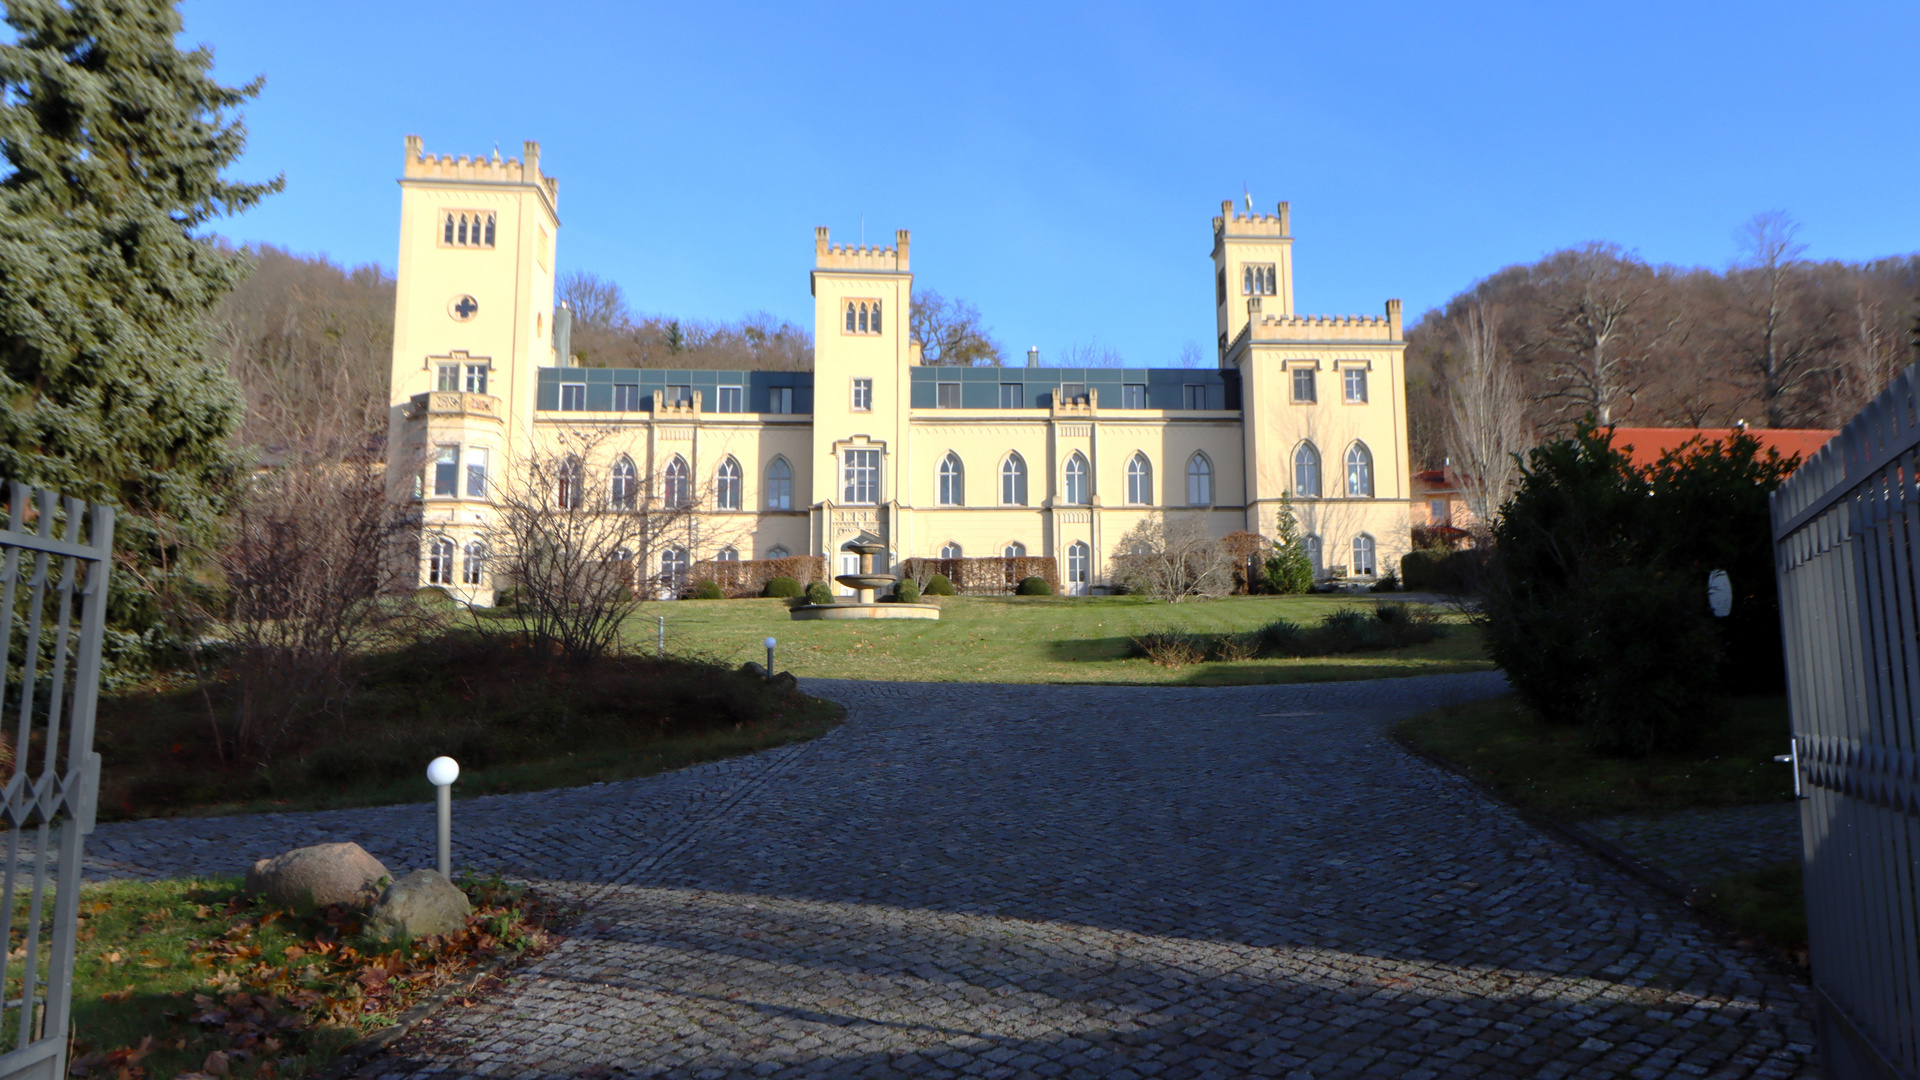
[1264,491,1315,594]
[0,0,279,664]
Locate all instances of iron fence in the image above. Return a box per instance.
[1773,369,1920,1080]
[0,485,114,1080]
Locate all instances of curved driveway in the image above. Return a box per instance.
[95,672,1816,1078]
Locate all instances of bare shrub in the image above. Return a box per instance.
[1132,631,1204,666]
[1111,516,1235,603]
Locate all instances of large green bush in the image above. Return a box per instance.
[1482,421,1795,754]
[892,578,921,604]
[804,581,835,606]
[1016,576,1052,596]
[924,574,956,596]
[1401,548,1480,593]
[762,576,802,599]
[690,580,724,600]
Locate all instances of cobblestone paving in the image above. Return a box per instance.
[1583,806,1803,890]
[93,672,1818,1078]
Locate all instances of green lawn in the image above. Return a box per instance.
[633,594,1493,685]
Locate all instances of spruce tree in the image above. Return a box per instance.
[0,0,278,665]
[1264,491,1315,594]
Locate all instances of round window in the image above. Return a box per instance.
[449,295,479,322]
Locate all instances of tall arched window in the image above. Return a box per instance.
[1126,453,1153,506]
[1293,442,1321,498]
[938,452,964,506]
[462,541,486,586]
[1000,453,1028,506]
[610,456,638,509]
[845,302,856,332]
[940,541,963,559]
[1345,442,1374,497]
[1066,541,1090,590]
[716,457,742,511]
[870,300,881,333]
[1064,452,1089,505]
[766,456,792,510]
[660,547,689,595]
[1003,541,1026,558]
[1352,534,1377,577]
[1242,266,1254,295]
[858,303,869,333]
[767,545,791,559]
[427,538,455,585]
[1186,453,1213,506]
[556,456,584,509]
[443,215,454,244]
[664,455,691,508]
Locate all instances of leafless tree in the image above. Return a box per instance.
[1111,515,1235,602]
[1444,304,1530,528]
[1522,243,1673,425]
[910,291,1004,366]
[1835,285,1909,415]
[1728,212,1845,428]
[484,431,701,666]
[559,271,630,330]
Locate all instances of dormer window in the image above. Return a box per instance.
[1242,264,1276,296]
[441,211,497,249]
[843,299,882,335]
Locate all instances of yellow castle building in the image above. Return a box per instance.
[385,137,1413,602]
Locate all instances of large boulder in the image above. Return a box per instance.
[245,842,390,911]
[367,869,473,939]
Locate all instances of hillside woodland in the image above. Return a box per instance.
[1405,215,1920,469]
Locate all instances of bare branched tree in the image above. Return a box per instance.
[207,446,419,764]
[1728,212,1847,427]
[1835,285,1909,415]
[558,271,630,330]
[1523,243,1671,425]
[1111,516,1235,602]
[910,291,1004,366]
[1444,303,1530,528]
[485,432,700,666]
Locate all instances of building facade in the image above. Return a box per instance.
[386,138,1413,601]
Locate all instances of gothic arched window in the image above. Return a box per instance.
[1352,533,1377,577]
[938,452,964,506]
[1187,453,1213,506]
[556,456,584,510]
[845,302,857,333]
[1126,453,1152,506]
[767,545,791,559]
[1000,453,1028,506]
[664,455,692,508]
[717,457,743,511]
[661,547,689,592]
[940,541,963,559]
[871,300,882,333]
[1064,452,1089,505]
[1345,442,1374,498]
[858,302,869,333]
[766,456,793,510]
[462,541,486,586]
[427,538,456,585]
[1066,541,1090,587]
[1293,442,1321,499]
[717,546,739,562]
[1003,541,1026,558]
[1243,266,1254,295]
[610,456,638,509]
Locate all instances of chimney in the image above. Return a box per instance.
[522,140,540,182]
[553,302,573,367]
[896,229,911,270]
[1385,298,1402,339]
[404,134,422,165]
[815,226,829,261]
[1277,201,1290,236]
[1027,347,1039,368]
[1220,199,1234,222]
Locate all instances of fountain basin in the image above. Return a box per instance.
[790,602,942,621]
[835,574,900,591]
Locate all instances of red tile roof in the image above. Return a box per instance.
[1608,427,1834,471]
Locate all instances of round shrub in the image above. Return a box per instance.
[690,579,724,600]
[924,573,955,596]
[1016,576,1052,596]
[762,576,802,599]
[893,578,921,604]
[804,580,835,606]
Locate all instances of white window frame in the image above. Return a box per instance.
[611,456,638,509]
[1126,453,1153,506]
[461,540,486,586]
[427,537,456,585]
[717,457,743,511]
[843,448,880,505]
[766,456,793,510]
[940,541,963,559]
[1000,453,1028,506]
[1187,453,1212,507]
[852,378,873,412]
[1066,541,1090,592]
[1003,542,1026,558]
[938,452,964,506]
[1344,368,1368,404]
[433,445,459,497]
[559,384,585,411]
[769,386,794,414]
[1064,453,1089,505]
[465,446,489,499]
[717,385,744,413]
[1292,368,1316,404]
[1352,534,1377,577]
[1294,442,1321,498]
[1346,442,1374,498]
[664,455,692,508]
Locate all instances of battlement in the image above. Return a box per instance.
[1250,299,1404,342]
[814,227,911,273]
[1215,200,1291,238]
[402,135,559,205]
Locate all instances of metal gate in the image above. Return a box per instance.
[1773,368,1920,1080]
[0,485,114,1080]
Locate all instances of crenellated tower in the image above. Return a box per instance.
[1211,200,1295,363]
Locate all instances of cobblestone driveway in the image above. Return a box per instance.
[96,672,1817,1078]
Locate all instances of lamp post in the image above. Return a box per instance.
[426,756,459,879]
[763,636,776,679]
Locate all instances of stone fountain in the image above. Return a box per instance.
[789,532,941,621]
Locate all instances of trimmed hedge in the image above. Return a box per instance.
[762,576,803,599]
[924,574,955,596]
[893,578,921,604]
[1017,576,1052,596]
[804,581,835,606]
[690,579,724,600]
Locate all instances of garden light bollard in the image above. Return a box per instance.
[764,636,776,679]
[427,755,459,879]
[658,614,665,657]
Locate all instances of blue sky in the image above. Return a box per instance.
[186,0,1920,366]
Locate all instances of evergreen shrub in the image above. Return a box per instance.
[1016,576,1052,596]
[804,581,835,606]
[924,574,956,596]
[690,580,724,600]
[762,576,803,599]
[892,578,921,604]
